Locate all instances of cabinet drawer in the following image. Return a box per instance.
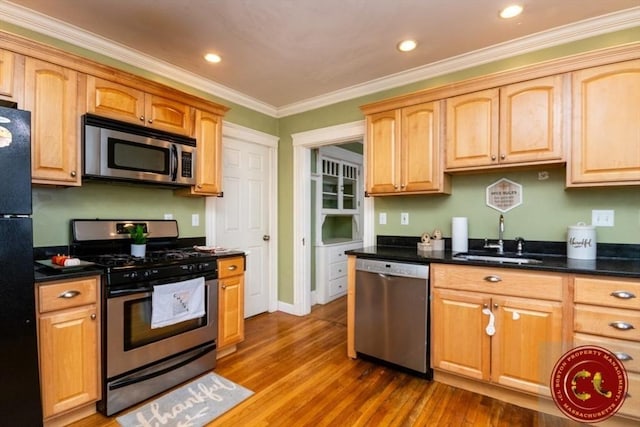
[218,256,244,279]
[574,276,640,310]
[329,277,347,297]
[38,277,98,313]
[329,246,349,264]
[619,371,640,419]
[330,261,347,280]
[575,305,640,341]
[432,264,565,300]
[574,333,640,374]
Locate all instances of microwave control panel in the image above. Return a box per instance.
[181,152,193,178]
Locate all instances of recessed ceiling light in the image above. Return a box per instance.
[500,4,523,19]
[397,39,417,52]
[204,53,221,63]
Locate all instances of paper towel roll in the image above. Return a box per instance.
[451,217,468,254]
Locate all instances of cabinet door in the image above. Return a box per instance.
[39,305,98,418]
[445,88,499,169]
[25,58,80,185]
[191,109,223,195]
[491,295,563,396]
[499,75,564,165]
[432,288,491,380]
[401,101,443,192]
[145,93,193,136]
[86,76,145,125]
[366,110,400,194]
[218,275,245,349]
[0,50,24,105]
[570,59,640,186]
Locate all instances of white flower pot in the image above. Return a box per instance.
[131,244,146,258]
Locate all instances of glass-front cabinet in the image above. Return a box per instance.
[321,157,359,213]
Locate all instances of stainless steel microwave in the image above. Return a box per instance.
[83,114,196,187]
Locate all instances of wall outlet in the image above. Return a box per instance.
[592,209,614,227]
[192,213,200,227]
[379,212,387,225]
[163,213,173,220]
[400,212,409,225]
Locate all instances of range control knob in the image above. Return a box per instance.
[129,271,139,280]
[186,264,195,273]
[143,270,151,279]
[197,263,206,272]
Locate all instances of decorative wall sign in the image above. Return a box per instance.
[486,178,522,212]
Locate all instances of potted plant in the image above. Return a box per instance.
[127,224,147,258]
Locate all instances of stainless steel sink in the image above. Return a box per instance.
[453,253,543,265]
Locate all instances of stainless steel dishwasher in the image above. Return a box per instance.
[355,258,432,378]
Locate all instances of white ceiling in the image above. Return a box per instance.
[1,1,639,117]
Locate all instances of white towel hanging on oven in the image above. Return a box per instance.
[151,277,205,329]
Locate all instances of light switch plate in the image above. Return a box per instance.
[400,212,409,225]
[192,213,200,227]
[592,210,614,227]
[379,212,387,225]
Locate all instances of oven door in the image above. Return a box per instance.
[106,275,217,378]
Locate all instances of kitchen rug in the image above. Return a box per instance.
[116,372,253,427]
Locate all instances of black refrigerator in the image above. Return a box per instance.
[0,106,44,426]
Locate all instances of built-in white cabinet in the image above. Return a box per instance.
[319,153,359,214]
[315,240,362,304]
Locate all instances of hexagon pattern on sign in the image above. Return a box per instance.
[486,178,522,213]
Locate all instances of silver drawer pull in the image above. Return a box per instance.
[484,275,502,283]
[609,321,635,331]
[227,265,238,271]
[614,352,633,362]
[58,290,80,299]
[610,290,636,299]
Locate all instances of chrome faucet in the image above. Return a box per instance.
[484,214,504,254]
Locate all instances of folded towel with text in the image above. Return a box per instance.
[151,277,205,328]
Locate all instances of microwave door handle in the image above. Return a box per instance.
[170,144,178,181]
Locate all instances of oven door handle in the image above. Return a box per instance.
[108,342,216,391]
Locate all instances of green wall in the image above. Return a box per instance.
[8,21,640,305]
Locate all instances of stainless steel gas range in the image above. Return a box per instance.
[71,219,219,416]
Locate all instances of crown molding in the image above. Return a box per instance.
[1,2,638,119]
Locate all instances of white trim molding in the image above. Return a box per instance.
[290,120,371,316]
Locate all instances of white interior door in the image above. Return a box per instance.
[209,124,278,318]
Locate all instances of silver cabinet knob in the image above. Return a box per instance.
[70,170,77,177]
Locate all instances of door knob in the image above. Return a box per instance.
[263,235,271,241]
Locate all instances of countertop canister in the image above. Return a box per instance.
[567,222,596,260]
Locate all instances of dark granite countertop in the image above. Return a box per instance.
[345,236,640,279]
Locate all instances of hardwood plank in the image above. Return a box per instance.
[68,296,582,427]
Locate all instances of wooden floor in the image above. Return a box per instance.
[70,296,579,427]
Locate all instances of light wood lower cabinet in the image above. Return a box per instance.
[431,264,567,396]
[217,256,245,352]
[573,275,640,419]
[36,276,100,424]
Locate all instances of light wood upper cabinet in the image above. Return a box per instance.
[366,101,450,195]
[569,59,640,187]
[178,109,223,196]
[217,256,245,350]
[37,276,100,420]
[0,49,24,106]
[87,76,194,136]
[24,57,81,186]
[445,88,499,169]
[446,75,565,170]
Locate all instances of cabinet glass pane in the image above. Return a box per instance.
[322,175,339,209]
